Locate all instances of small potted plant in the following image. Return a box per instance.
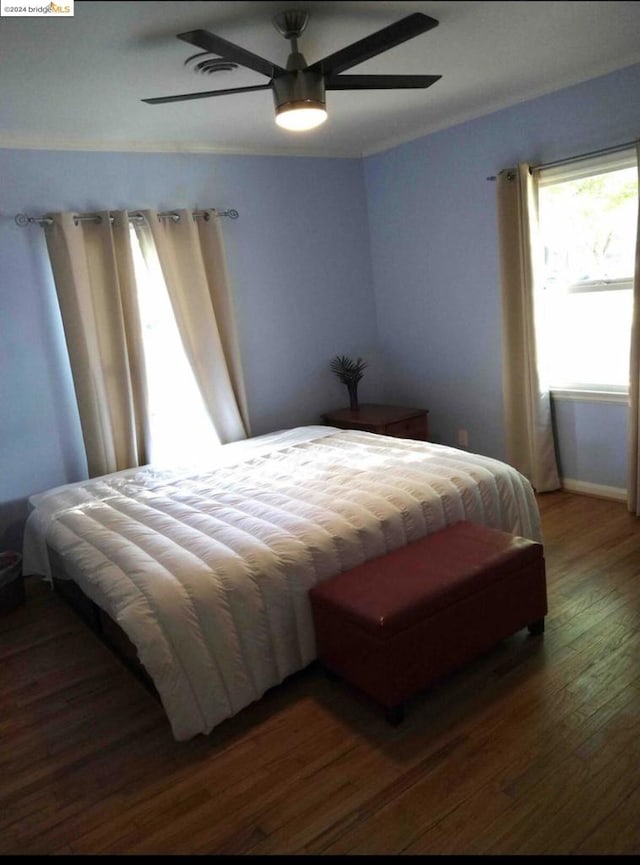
[330,354,367,411]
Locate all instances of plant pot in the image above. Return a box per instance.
[347,382,359,412]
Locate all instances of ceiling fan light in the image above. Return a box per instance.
[275,101,327,131]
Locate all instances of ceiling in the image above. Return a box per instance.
[2,0,640,158]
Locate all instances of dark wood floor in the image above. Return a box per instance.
[1,491,639,855]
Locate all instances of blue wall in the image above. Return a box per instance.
[363,62,640,476]
[0,150,379,548]
[552,397,628,490]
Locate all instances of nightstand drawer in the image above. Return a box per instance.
[385,415,428,440]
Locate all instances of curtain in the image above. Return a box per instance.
[44,211,149,477]
[496,164,560,492]
[626,142,640,514]
[136,209,250,443]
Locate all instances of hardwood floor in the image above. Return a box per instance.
[1,491,639,855]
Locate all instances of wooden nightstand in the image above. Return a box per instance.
[322,404,429,441]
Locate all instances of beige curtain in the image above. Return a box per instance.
[496,164,560,492]
[44,211,149,477]
[136,209,250,443]
[626,142,640,514]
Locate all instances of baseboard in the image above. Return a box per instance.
[561,478,627,503]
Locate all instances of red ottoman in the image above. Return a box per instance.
[309,521,547,723]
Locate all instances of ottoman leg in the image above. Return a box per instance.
[528,618,545,636]
[385,703,405,726]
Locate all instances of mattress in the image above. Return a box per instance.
[22,426,541,741]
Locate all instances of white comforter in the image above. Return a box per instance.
[23,426,541,741]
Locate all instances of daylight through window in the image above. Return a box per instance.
[129,226,221,467]
[536,148,638,394]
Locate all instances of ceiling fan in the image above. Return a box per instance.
[142,10,441,131]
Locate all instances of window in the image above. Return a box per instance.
[537,149,638,395]
[129,227,221,467]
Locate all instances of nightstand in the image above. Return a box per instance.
[322,404,429,441]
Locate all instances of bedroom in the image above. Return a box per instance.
[1,0,640,855]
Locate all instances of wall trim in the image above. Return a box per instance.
[0,138,360,159]
[561,478,627,502]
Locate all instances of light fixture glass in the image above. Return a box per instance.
[275,101,327,131]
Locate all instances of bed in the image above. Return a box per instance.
[22,426,541,741]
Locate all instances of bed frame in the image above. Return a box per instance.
[49,547,159,701]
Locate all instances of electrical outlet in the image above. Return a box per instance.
[458,429,469,448]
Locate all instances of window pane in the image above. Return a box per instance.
[539,166,637,286]
[537,160,637,390]
[540,287,632,388]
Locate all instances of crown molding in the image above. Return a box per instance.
[0,136,361,159]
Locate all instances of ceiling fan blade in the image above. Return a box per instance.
[177,29,286,79]
[309,13,439,76]
[142,84,272,105]
[325,74,441,90]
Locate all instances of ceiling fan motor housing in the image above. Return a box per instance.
[272,69,326,114]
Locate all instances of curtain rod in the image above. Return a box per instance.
[14,208,239,227]
[486,137,638,180]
